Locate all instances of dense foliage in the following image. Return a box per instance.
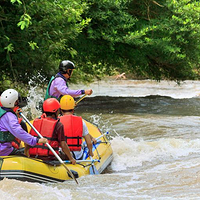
[75,0,200,80]
[0,0,89,93]
[1,0,200,92]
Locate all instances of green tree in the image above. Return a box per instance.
[125,0,200,80]
[1,0,200,92]
[72,0,200,81]
[70,0,138,80]
[0,0,89,91]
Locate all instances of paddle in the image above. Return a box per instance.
[64,159,100,164]
[89,156,99,175]
[95,132,109,142]
[75,94,87,106]
[20,112,78,184]
[88,132,109,174]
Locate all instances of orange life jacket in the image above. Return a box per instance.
[59,115,83,151]
[29,116,59,157]
[11,118,22,149]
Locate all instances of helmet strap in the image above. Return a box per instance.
[66,69,73,77]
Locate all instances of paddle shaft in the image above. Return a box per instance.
[95,132,109,142]
[82,132,109,150]
[75,94,87,105]
[64,159,100,164]
[20,113,78,184]
[89,156,99,174]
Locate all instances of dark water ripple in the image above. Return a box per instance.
[75,95,200,116]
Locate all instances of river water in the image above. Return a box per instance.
[1,79,200,199]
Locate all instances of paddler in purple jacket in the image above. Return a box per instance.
[44,60,93,100]
[0,89,47,156]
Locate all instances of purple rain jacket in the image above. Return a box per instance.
[49,75,84,98]
[0,112,38,156]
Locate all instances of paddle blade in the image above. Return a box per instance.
[62,163,79,184]
[89,164,99,175]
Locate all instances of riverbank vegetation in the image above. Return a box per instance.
[1,0,200,94]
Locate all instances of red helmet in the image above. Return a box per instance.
[43,98,60,113]
[0,97,2,107]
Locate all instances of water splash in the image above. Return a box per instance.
[110,136,200,171]
[88,114,114,134]
[23,79,45,119]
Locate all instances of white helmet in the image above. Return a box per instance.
[1,89,19,108]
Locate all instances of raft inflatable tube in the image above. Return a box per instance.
[0,120,113,183]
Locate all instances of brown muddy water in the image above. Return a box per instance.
[1,80,200,200]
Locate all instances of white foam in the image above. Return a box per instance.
[0,178,72,200]
[110,136,200,171]
[23,79,44,119]
[70,80,200,99]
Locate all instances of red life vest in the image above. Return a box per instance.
[59,115,83,151]
[11,118,22,149]
[29,116,59,157]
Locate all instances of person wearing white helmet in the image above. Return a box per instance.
[0,89,47,156]
[44,60,93,100]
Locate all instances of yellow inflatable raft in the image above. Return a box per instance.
[0,120,113,183]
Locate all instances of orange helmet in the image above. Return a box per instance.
[43,98,60,113]
[60,95,75,110]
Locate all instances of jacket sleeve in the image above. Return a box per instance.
[2,112,38,146]
[54,78,83,97]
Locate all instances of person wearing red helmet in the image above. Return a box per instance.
[0,97,2,107]
[44,60,93,100]
[26,98,76,164]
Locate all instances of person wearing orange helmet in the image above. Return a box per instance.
[26,98,76,164]
[59,95,96,160]
[0,89,47,156]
